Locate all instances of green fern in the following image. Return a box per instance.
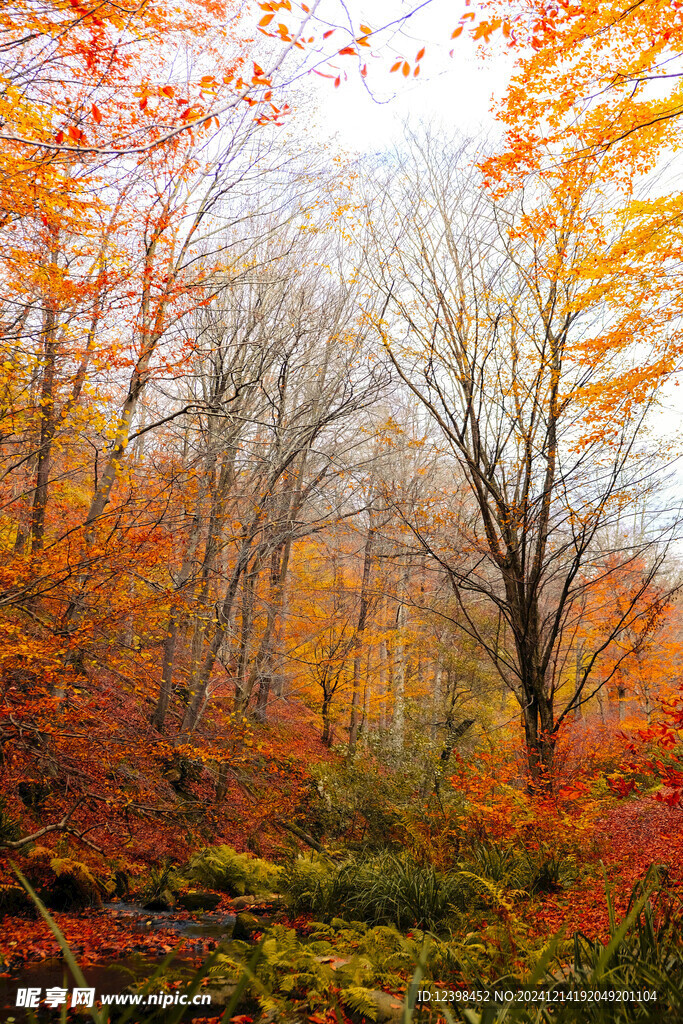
[183,844,280,896]
[342,985,380,1020]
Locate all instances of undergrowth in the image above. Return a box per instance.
[8,860,683,1023]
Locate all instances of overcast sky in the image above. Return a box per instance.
[253,0,515,155]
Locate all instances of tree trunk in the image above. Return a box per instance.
[151,514,201,732]
[254,537,292,722]
[390,577,408,756]
[322,695,332,747]
[348,525,375,756]
[30,282,59,552]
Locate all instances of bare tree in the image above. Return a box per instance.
[363,134,683,785]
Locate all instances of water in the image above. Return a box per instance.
[0,903,237,1019]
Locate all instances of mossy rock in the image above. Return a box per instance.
[25,847,102,911]
[142,889,175,911]
[0,884,36,918]
[232,911,267,940]
[177,890,222,912]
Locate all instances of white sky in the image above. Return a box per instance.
[251,0,515,154]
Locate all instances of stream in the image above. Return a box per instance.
[0,902,238,1019]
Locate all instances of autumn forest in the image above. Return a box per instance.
[3,1,683,1022]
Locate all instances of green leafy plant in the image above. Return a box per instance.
[424,868,683,1024]
[285,851,513,931]
[183,844,281,896]
[0,798,21,844]
[470,840,577,896]
[139,859,181,906]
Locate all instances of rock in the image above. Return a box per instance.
[316,955,350,971]
[200,981,239,1007]
[25,849,102,911]
[142,889,175,912]
[369,990,405,1023]
[263,893,286,910]
[177,890,222,912]
[232,892,285,912]
[0,884,35,917]
[232,911,268,940]
[231,895,259,912]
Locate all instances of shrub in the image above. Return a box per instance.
[471,839,577,896]
[284,851,511,931]
[23,847,102,911]
[0,798,21,844]
[183,844,280,896]
[440,868,683,1023]
[138,860,181,908]
[281,853,336,917]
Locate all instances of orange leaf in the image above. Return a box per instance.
[338,46,355,55]
[334,76,341,87]
[360,23,371,34]
[360,64,367,77]
[390,61,402,72]
[416,46,425,60]
[162,85,174,97]
[414,64,420,76]
[259,13,274,25]
[451,26,463,39]
[91,103,102,123]
[402,61,410,76]
[323,29,334,39]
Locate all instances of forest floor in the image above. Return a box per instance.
[522,799,683,941]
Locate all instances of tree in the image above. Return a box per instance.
[168,237,386,735]
[466,0,683,163]
[363,134,682,785]
[458,0,683,419]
